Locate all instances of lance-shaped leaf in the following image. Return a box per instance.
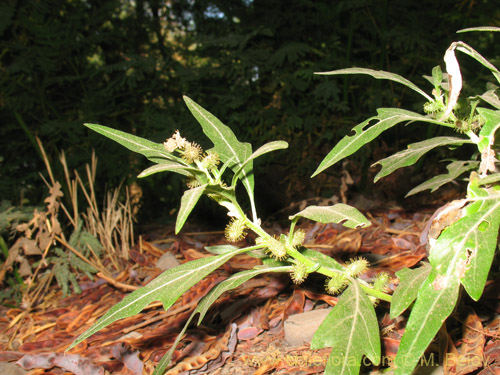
[311,281,381,375]
[153,311,197,375]
[311,108,449,177]
[373,137,471,182]
[396,189,499,373]
[315,68,433,101]
[232,140,288,185]
[84,123,176,163]
[67,247,248,352]
[428,188,499,272]
[427,210,474,266]
[390,263,431,319]
[455,42,500,85]
[431,65,443,88]
[138,161,199,178]
[176,185,207,234]
[477,108,500,176]
[195,266,291,324]
[394,270,460,375]
[458,26,500,33]
[142,150,186,165]
[289,204,371,229]
[461,207,500,299]
[299,248,343,271]
[204,244,240,255]
[456,186,500,300]
[477,108,500,153]
[395,185,490,374]
[478,173,500,186]
[183,97,254,200]
[406,160,478,197]
[152,265,290,374]
[472,89,500,110]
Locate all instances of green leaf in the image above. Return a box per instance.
[390,264,431,319]
[394,270,460,375]
[472,89,500,110]
[183,97,254,202]
[289,203,371,229]
[455,42,500,85]
[431,65,443,88]
[299,247,343,272]
[204,244,240,255]
[205,184,237,203]
[84,123,176,163]
[67,247,248,352]
[477,108,500,153]
[68,221,83,248]
[138,161,199,178]
[232,140,288,185]
[406,160,478,197]
[78,231,103,257]
[394,184,500,373]
[373,137,471,182]
[478,173,500,186]
[428,187,500,269]
[315,68,433,101]
[153,312,197,375]
[458,26,500,33]
[396,186,500,373]
[195,266,291,324]
[456,187,500,300]
[461,210,500,300]
[176,185,207,234]
[241,140,288,166]
[142,150,186,165]
[312,108,448,177]
[153,265,290,374]
[261,257,289,266]
[311,281,381,375]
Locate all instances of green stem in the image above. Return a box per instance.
[243,215,269,239]
[287,219,298,247]
[234,206,392,303]
[287,245,392,302]
[359,282,392,302]
[286,246,336,279]
[466,129,479,144]
[249,197,258,225]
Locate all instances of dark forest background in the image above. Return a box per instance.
[2,0,500,226]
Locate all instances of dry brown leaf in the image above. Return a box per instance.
[18,238,42,256]
[457,310,486,375]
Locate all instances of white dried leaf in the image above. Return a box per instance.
[441,44,462,120]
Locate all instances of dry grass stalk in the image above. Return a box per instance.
[74,155,135,269]
[8,138,137,305]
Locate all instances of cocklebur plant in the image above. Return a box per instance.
[311,27,500,374]
[66,27,500,375]
[66,95,391,374]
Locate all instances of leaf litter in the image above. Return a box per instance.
[0,206,499,375]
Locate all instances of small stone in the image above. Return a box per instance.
[284,308,332,346]
[0,362,27,375]
[155,252,180,271]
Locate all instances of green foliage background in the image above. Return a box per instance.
[2,0,499,222]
